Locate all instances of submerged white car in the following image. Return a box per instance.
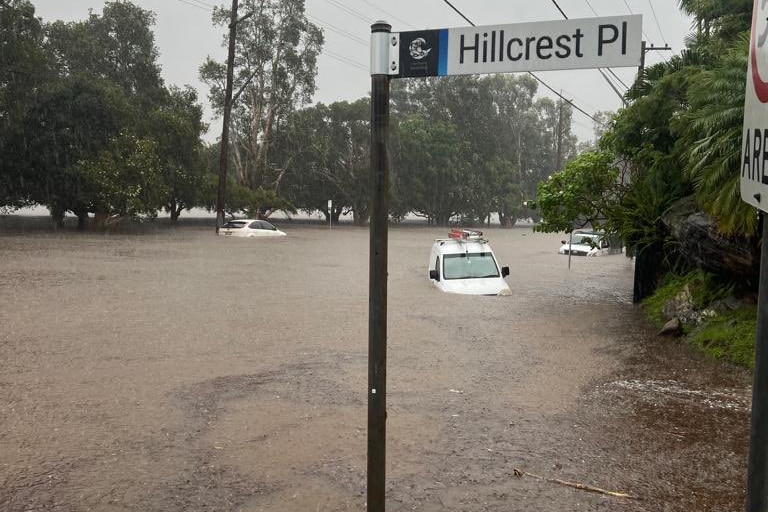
[218,219,286,237]
[428,229,511,296]
[558,231,609,256]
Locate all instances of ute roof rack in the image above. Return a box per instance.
[435,228,488,244]
[449,228,483,240]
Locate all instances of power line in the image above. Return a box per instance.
[547,0,627,103]
[528,74,603,127]
[442,0,474,26]
[358,0,416,29]
[308,14,368,46]
[550,0,568,19]
[583,0,599,16]
[168,0,370,74]
[320,0,371,24]
[606,67,630,90]
[646,0,667,44]
[174,0,212,13]
[619,0,656,46]
[324,49,368,72]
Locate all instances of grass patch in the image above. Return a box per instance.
[642,274,687,327]
[689,306,756,370]
[641,270,756,369]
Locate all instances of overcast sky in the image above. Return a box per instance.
[30,0,693,143]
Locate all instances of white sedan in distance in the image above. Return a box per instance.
[218,219,286,237]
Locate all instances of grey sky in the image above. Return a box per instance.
[30,0,693,143]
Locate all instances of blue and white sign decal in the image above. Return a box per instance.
[396,15,642,78]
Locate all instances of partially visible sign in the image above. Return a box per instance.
[741,0,768,211]
[396,15,642,78]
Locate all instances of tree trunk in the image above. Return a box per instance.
[332,206,342,224]
[353,206,369,226]
[49,206,65,230]
[93,211,110,229]
[73,206,89,230]
[499,212,517,228]
[633,241,663,303]
[169,200,181,222]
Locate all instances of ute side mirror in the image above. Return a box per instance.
[501,266,509,278]
[429,269,439,281]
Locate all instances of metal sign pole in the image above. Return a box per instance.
[368,20,391,512]
[747,214,768,512]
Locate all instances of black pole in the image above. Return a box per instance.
[368,21,391,512]
[216,0,239,232]
[747,213,768,511]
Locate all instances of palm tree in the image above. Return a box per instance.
[679,34,757,236]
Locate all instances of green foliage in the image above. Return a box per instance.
[689,306,756,369]
[201,0,323,206]
[533,150,620,233]
[644,271,739,325]
[0,0,47,208]
[78,132,167,221]
[641,269,754,368]
[641,274,689,327]
[394,115,464,225]
[276,99,370,224]
[389,74,572,226]
[147,86,208,220]
[677,33,757,236]
[45,1,164,107]
[0,1,209,224]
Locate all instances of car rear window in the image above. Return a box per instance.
[222,221,247,229]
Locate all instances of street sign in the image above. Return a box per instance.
[741,0,768,212]
[367,17,643,512]
[393,15,642,78]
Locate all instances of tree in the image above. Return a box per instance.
[78,132,166,225]
[0,0,47,210]
[274,103,341,222]
[200,0,323,216]
[147,86,208,221]
[391,74,549,226]
[678,34,755,236]
[394,115,465,225]
[45,1,165,107]
[16,77,131,227]
[533,150,623,234]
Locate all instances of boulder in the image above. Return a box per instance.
[661,196,759,281]
[659,318,683,337]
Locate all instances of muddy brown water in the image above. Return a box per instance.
[0,218,752,511]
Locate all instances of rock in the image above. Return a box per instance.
[659,317,683,336]
[661,196,759,281]
[661,283,726,326]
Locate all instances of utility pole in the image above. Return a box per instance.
[216,0,239,233]
[555,94,565,172]
[638,41,672,77]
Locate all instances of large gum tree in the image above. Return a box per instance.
[200,0,323,217]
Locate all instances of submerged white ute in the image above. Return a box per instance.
[427,229,511,296]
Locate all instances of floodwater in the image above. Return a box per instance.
[0,218,752,511]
